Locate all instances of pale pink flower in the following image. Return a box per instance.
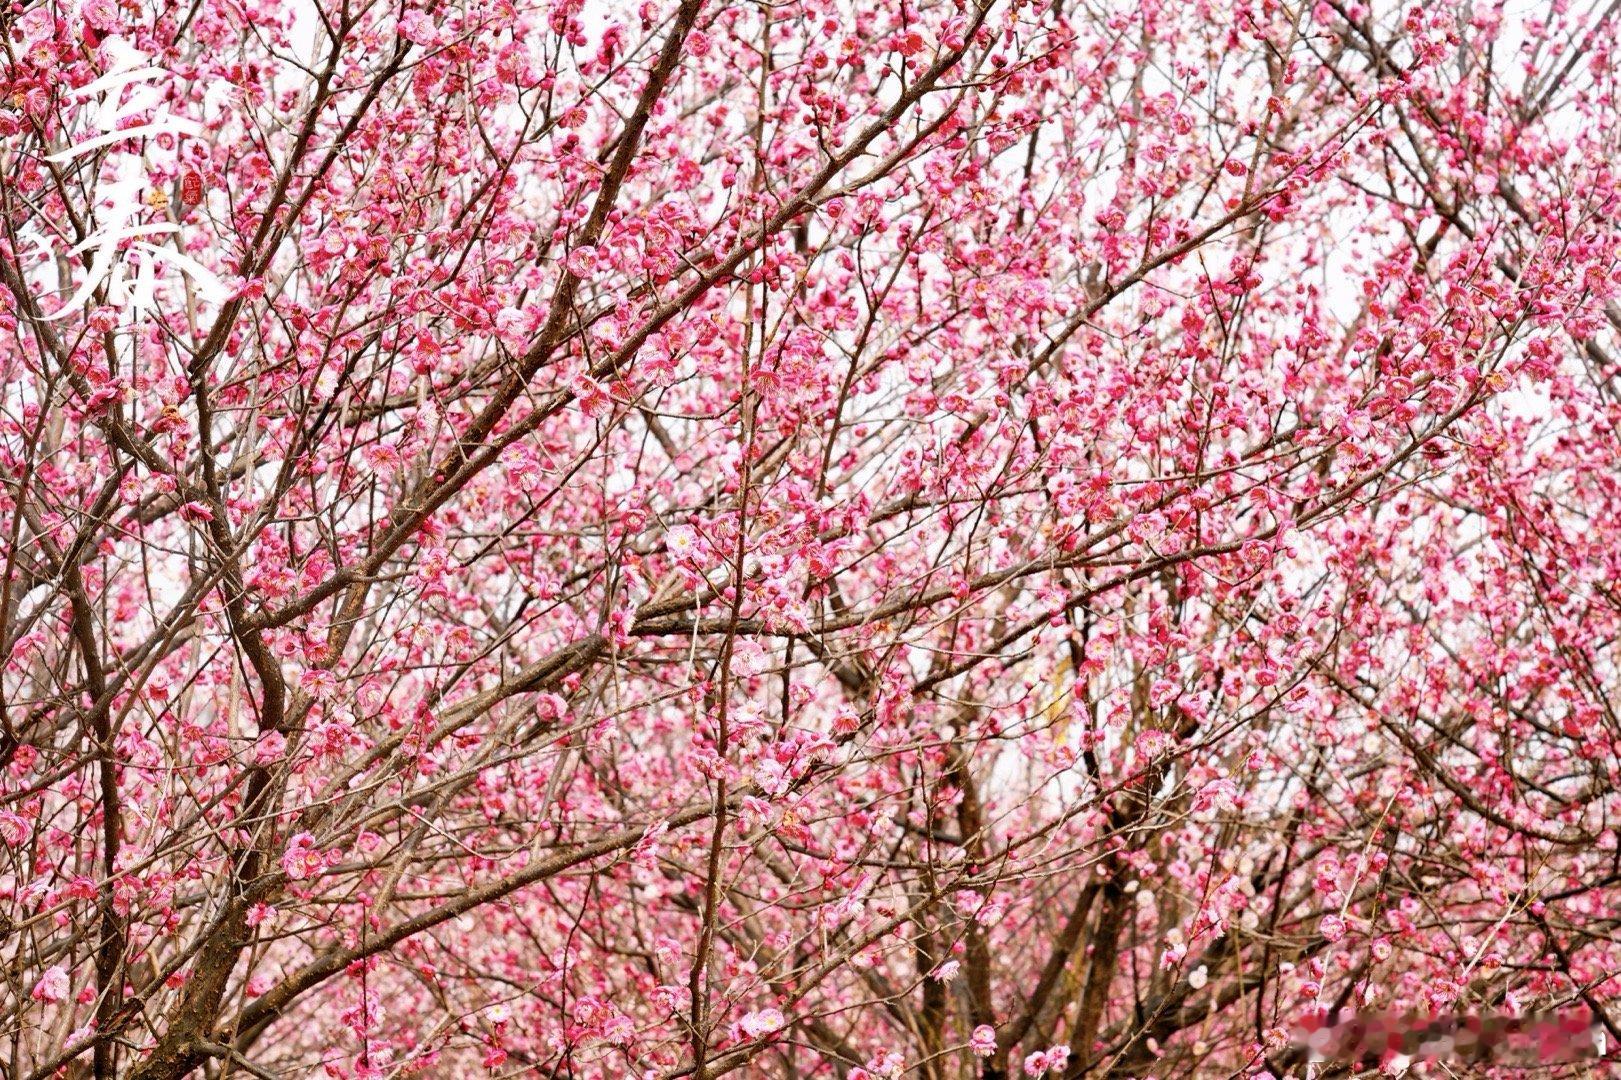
[0,810,28,846]
[31,966,69,1004]
[739,1007,785,1038]
[280,832,324,881]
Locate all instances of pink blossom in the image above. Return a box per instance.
[1024,1045,1070,1076]
[31,966,69,1004]
[1149,678,1179,708]
[0,810,28,846]
[280,833,325,881]
[566,245,601,279]
[1192,778,1240,817]
[6,2,1621,1073]
[739,1007,785,1038]
[753,758,788,797]
[254,731,287,765]
[397,10,438,45]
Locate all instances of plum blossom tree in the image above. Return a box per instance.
[3,0,1621,1077]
